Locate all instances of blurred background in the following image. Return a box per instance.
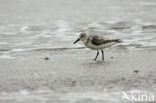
[0,0,156,103]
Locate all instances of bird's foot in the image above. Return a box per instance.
[94,57,97,61]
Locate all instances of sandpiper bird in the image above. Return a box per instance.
[73,33,121,61]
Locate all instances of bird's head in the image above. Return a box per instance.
[73,33,88,44]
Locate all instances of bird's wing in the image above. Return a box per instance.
[90,35,120,45]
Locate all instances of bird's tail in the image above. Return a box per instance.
[113,39,122,43]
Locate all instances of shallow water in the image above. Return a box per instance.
[1,89,156,103]
[0,90,121,103]
[1,0,156,59]
[1,90,155,103]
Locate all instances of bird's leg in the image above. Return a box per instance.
[101,49,104,60]
[94,50,99,61]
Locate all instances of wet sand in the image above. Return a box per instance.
[0,49,156,92]
[0,48,156,103]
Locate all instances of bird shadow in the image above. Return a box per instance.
[81,59,111,67]
[93,60,106,64]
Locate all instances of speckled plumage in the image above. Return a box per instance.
[89,35,120,46]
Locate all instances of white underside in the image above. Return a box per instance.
[84,42,117,50]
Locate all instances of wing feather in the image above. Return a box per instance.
[90,35,120,45]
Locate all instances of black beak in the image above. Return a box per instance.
[73,38,80,44]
